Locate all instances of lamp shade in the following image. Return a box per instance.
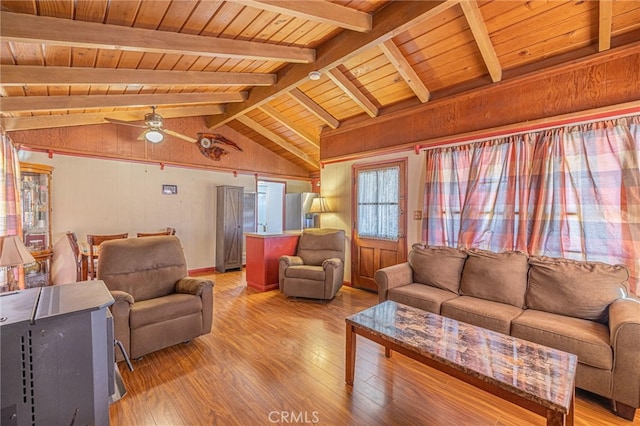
[145,129,164,143]
[309,197,331,214]
[0,236,36,267]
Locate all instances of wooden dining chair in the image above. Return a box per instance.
[87,233,128,279]
[66,231,82,282]
[136,228,175,237]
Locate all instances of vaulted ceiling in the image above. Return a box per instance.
[2,0,640,174]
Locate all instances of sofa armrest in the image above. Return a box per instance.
[609,297,640,409]
[175,277,214,296]
[109,290,134,362]
[322,258,345,299]
[175,277,214,335]
[374,262,414,303]
[280,255,304,267]
[322,257,342,269]
[278,255,304,292]
[111,290,134,305]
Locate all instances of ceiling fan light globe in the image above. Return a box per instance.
[145,130,164,143]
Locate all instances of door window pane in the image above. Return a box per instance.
[357,166,399,240]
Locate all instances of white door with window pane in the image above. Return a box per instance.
[352,159,407,292]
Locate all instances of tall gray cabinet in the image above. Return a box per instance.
[216,185,244,273]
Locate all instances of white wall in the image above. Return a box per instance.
[20,151,311,280]
[320,150,427,283]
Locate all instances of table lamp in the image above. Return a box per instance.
[0,235,36,292]
[308,197,331,228]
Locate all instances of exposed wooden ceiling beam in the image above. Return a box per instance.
[288,88,340,130]
[1,93,248,113]
[2,106,225,132]
[599,0,613,51]
[378,40,430,103]
[236,0,372,33]
[1,11,315,64]
[206,0,456,129]
[259,104,320,149]
[0,65,277,87]
[326,68,378,118]
[236,115,319,168]
[459,0,502,83]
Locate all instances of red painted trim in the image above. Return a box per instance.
[247,281,279,292]
[188,267,215,276]
[17,146,314,181]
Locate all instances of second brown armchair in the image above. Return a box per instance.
[279,228,346,300]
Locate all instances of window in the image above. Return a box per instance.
[357,166,400,240]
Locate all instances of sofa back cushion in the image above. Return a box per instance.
[460,249,529,308]
[297,228,345,266]
[98,236,188,301]
[526,256,629,323]
[408,244,467,294]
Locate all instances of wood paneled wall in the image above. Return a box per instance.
[321,50,640,161]
[8,117,309,178]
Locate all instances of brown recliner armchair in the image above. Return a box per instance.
[98,236,213,360]
[279,228,346,300]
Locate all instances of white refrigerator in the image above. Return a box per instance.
[285,192,318,230]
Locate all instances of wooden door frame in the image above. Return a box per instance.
[351,157,408,290]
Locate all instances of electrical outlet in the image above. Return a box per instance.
[413,210,422,220]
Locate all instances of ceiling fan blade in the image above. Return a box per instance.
[105,117,147,129]
[161,128,197,143]
[136,130,147,141]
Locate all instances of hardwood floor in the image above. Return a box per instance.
[110,270,638,426]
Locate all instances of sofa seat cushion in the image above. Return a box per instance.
[130,293,203,329]
[408,244,467,294]
[441,296,523,335]
[459,249,529,308]
[388,284,458,315]
[511,310,612,370]
[285,265,325,281]
[527,256,629,323]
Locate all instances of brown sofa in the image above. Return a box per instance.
[375,244,640,420]
[98,236,214,361]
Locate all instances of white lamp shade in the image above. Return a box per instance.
[309,197,331,214]
[0,236,36,267]
[145,130,164,143]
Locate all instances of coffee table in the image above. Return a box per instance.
[346,301,578,426]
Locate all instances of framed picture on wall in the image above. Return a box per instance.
[162,184,177,195]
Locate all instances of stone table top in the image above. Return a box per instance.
[346,301,577,413]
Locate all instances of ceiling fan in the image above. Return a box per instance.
[104,106,197,144]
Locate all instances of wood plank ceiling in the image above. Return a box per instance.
[1,1,640,174]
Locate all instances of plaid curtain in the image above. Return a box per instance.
[423,116,640,294]
[1,131,22,289]
[1,131,20,237]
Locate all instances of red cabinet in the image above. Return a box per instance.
[245,233,300,291]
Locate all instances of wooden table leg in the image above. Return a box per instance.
[385,347,392,358]
[567,387,575,426]
[546,387,573,426]
[345,323,356,385]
